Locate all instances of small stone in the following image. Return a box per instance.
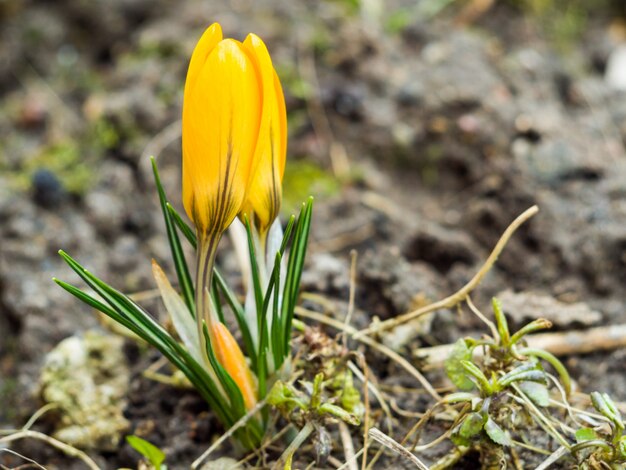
[32,169,65,208]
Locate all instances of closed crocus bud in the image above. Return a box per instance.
[182,23,263,237]
[211,322,258,410]
[240,33,287,236]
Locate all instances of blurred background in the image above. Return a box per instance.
[2,0,626,466]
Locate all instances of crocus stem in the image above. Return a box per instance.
[196,231,220,356]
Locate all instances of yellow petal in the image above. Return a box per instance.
[211,322,258,410]
[184,23,222,97]
[240,33,287,234]
[183,38,263,234]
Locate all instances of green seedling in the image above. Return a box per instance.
[443,297,572,467]
[572,392,626,469]
[126,435,167,470]
[269,372,362,466]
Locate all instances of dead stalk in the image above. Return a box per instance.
[339,421,358,470]
[354,205,539,339]
[0,430,100,470]
[368,427,429,470]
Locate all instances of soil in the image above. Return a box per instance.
[2,0,626,468]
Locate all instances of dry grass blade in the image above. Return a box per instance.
[0,430,100,470]
[534,446,569,470]
[339,420,358,470]
[355,205,539,339]
[0,448,47,469]
[368,427,429,470]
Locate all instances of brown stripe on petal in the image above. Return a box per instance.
[213,136,234,233]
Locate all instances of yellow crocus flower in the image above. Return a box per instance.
[182,24,265,343]
[182,24,262,237]
[239,34,287,236]
[182,24,285,406]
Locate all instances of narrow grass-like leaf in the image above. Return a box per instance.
[151,157,195,316]
[54,278,137,334]
[126,435,166,469]
[57,250,235,427]
[167,202,197,249]
[280,198,313,357]
[280,215,296,253]
[270,251,283,368]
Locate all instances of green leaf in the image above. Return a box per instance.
[575,428,598,443]
[443,392,476,404]
[492,297,510,346]
[518,381,550,407]
[56,250,238,431]
[461,360,492,395]
[267,380,307,414]
[445,339,475,391]
[509,318,552,345]
[601,392,623,428]
[618,436,626,457]
[151,157,195,316]
[126,435,166,469]
[484,417,512,446]
[498,362,545,388]
[590,391,622,425]
[166,202,196,249]
[280,198,313,358]
[318,403,360,426]
[459,412,486,439]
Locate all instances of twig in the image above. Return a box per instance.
[191,397,268,469]
[508,384,571,449]
[355,205,539,339]
[339,421,358,470]
[429,445,470,470]
[0,430,100,470]
[337,447,365,470]
[0,448,47,469]
[360,353,371,470]
[342,250,358,349]
[534,446,569,470]
[368,428,429,470]
[274,421,315,470]
[466,296,498,340]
